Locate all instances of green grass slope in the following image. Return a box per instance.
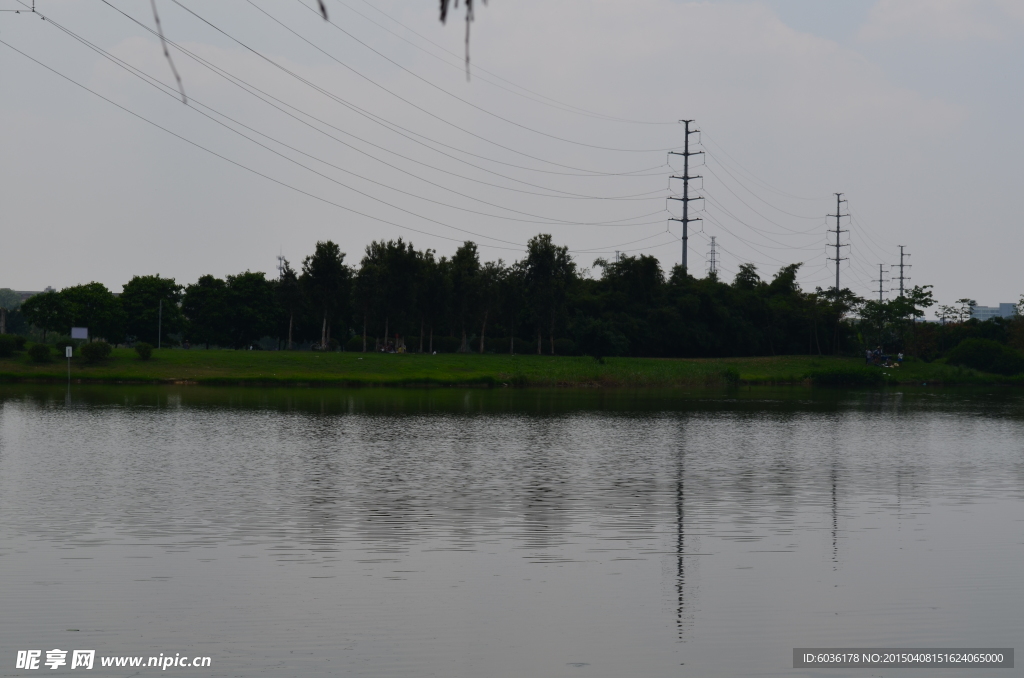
[0,349,1017,387]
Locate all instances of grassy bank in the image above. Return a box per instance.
[0,348,1018,387]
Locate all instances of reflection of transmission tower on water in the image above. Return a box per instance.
[707,236,718,276]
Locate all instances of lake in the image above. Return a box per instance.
[0,385,1021,676]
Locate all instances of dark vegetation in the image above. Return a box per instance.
[28,344,51,363]
[3,234,1022,380]
[946,339,1024,376]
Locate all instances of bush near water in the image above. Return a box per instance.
[946,338,1024,376]
[79,341,113,364]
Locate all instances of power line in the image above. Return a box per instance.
[286,0,680,152]
[101,0,671,203]
[120,0,671,179]
[171,0,677,178]
[337,0,677,126]
[34,12,667,232]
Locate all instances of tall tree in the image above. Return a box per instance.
[182,275,230,349]
[20,290,68,341]
[61,282,126,343]
[450,241,481,352]
[225,271,277,348]
[301,241,350,349]
[376,238,419,347]
[0,288,21,336]
[523,234,575,354]
[275,258,303,350]
[477,260,504,353]
[415,251,449,353]
[120,275,183,345]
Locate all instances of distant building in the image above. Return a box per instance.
[971,303,1018,321]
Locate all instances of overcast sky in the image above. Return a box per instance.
[2,0,1021,313]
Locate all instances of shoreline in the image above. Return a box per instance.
[0,350,1016,388]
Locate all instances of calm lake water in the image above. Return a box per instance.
[0,385,1021,677]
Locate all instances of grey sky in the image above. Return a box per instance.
[1,0,1021,313]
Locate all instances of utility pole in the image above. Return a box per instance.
[893,246,911,297]
[827,193,849,293]
[872,264,888,302]
[708,236,718,276]
[158,299,163,350]
[668,120,703,277]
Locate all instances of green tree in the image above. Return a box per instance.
[450,241,481,352]
[352,251,380,352]
[0,288,21,335]
[414,251,449,353]
[275,258,303,350]
[523,234,576,354]
[19,290,67,341]
[120,275,183,345]
[301,241,351,349]
[476,260,505,353]
[374,238,419,348]
[225,271,277,348]
[937,298,975,324]
[61,282,126,343]
[183,275,230,349]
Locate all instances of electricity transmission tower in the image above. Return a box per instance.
[893,246,911,297]
[872,264,888,302]
[826,193,849,293]
[668,120,703,277]
[708,236,718,276]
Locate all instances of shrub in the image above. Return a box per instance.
[53,338,82,355]
[720,367,741,385]
[134,342,153,360]
[553,338,578,355]
[345,336,364,352]
[946,338,1024,376]
[80,341,112,364]
[28,343,52,363]
[0,335,20,357]
[572,318,629,358]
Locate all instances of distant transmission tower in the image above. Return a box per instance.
[827,193,849,293]
[893,246,911,297]
[668,120,703,277]
[708,236,718,276]
[277,253,286,279]
[872,264,888,302]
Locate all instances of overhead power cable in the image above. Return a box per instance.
[699,129,822,202]
[703,154,823,220]
[1,36,675,259]
[702,167,824,235]
[341,0,678,126]
[0,38,545,251]
[37,13,668,230]
[170,0,676,176]
[102,0,670,202]
[285,0,679,152]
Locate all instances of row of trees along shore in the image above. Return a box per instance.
[7,233,1017,359]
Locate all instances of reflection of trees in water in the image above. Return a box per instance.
[2,399,1016,574]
